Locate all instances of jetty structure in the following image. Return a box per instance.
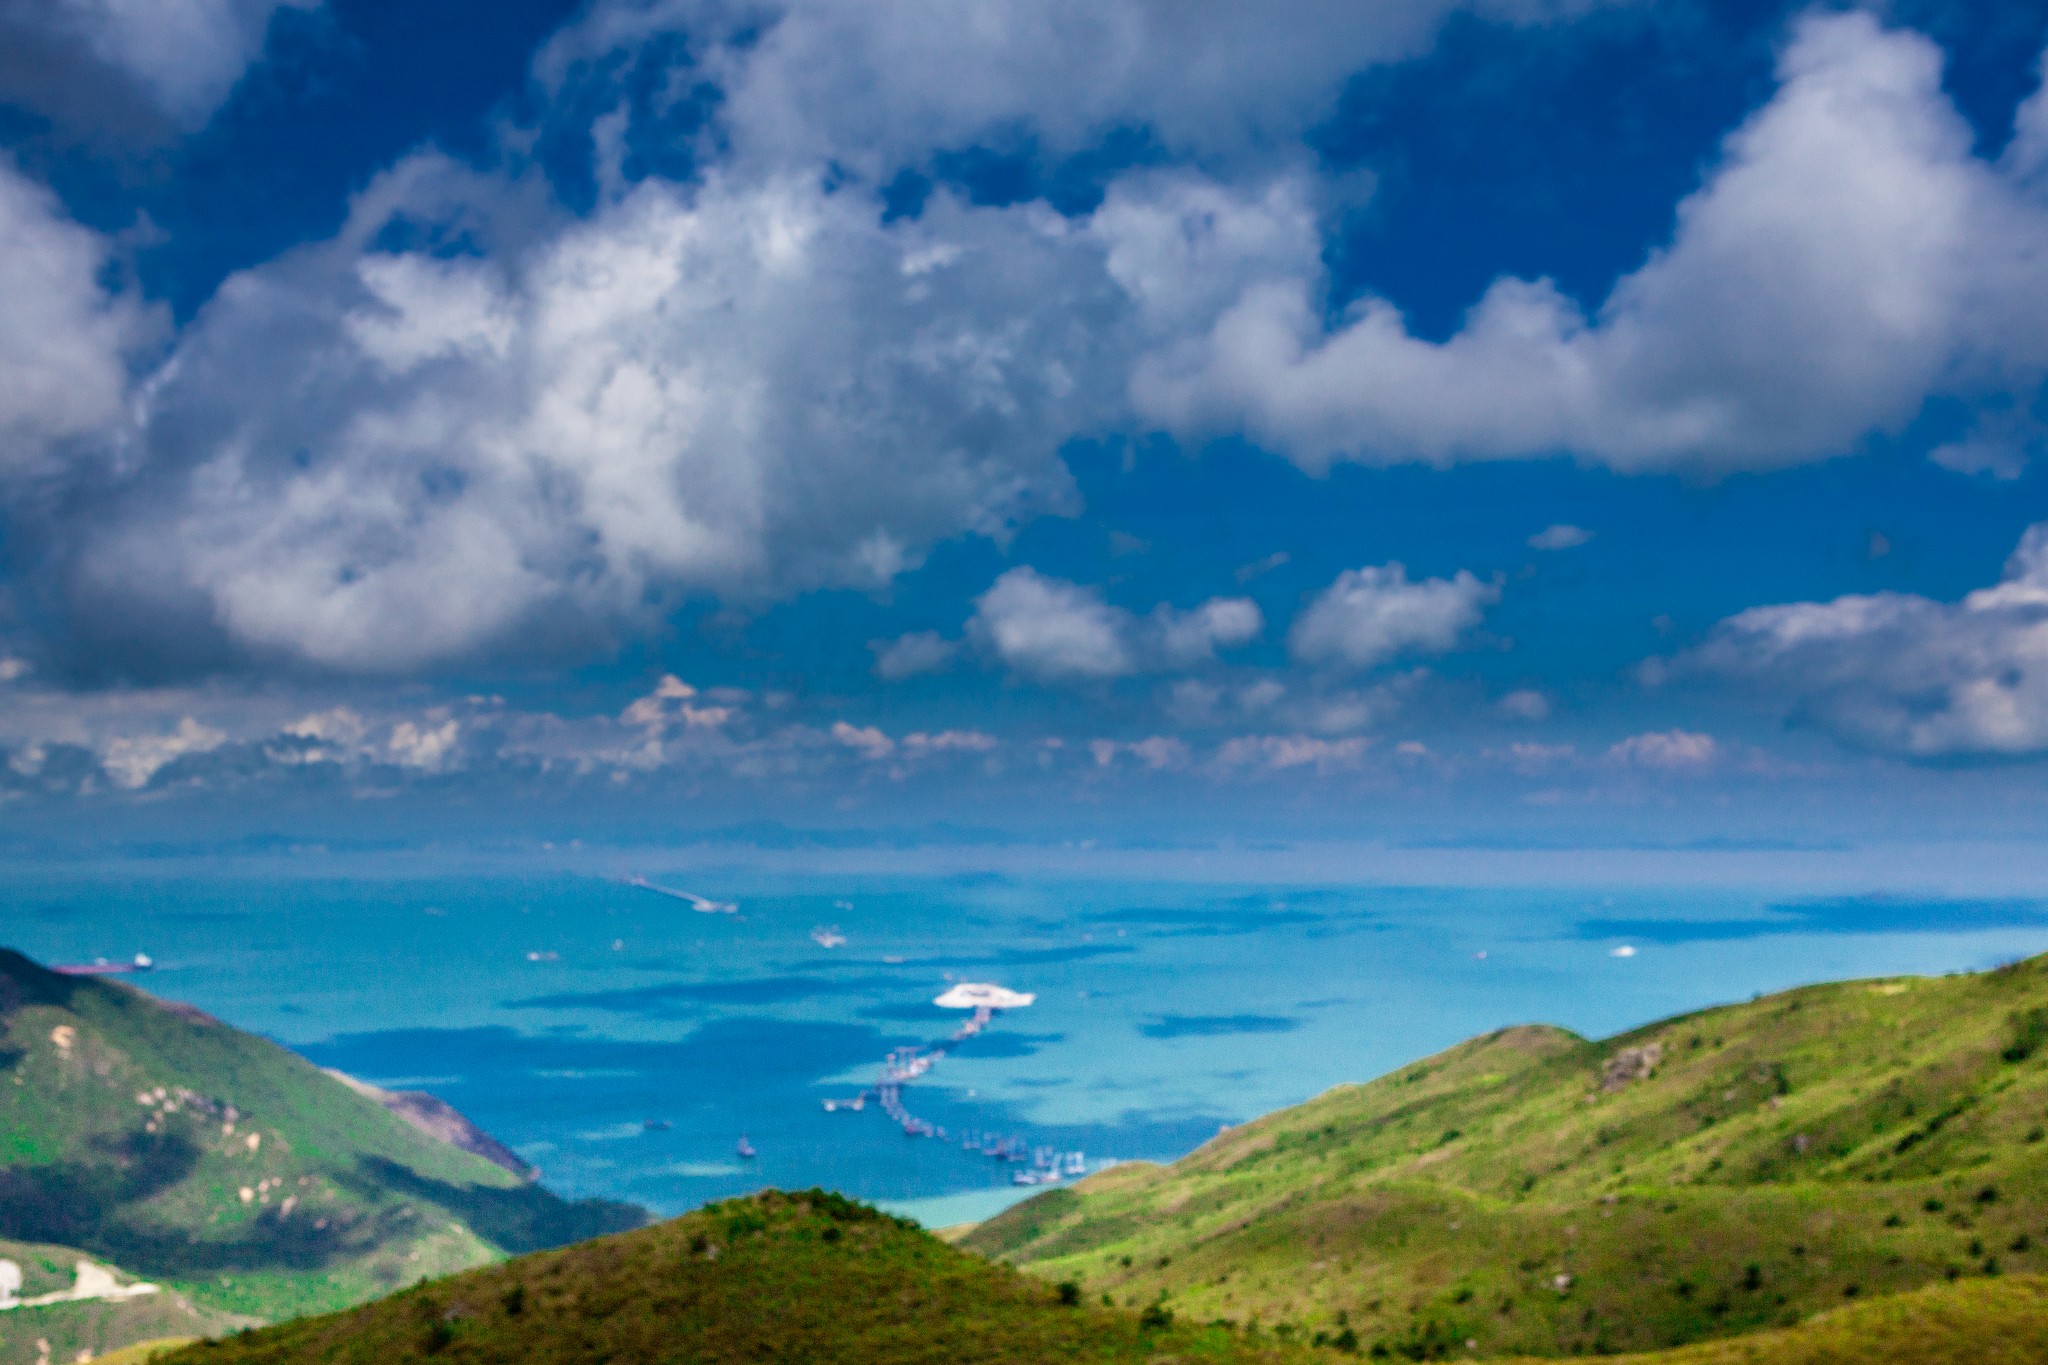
[824,982,1088,1183]
[617,874,738,913]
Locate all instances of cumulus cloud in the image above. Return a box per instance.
[969,566,1262,683]
[1152,596,1265,666]
[542,0,1601,174]
[100,715,225,788]
[0,158,158,469]
[1681,523,2048,757]
[1496,688,1551,720]
[621,675,732,731]
[970,568,1133,681]
[1288,563,1498,671]
[1607,729,1717,769]
[1130,13,2048,475]
[831,720,895,760]
[870,630,959,680]
[1089,735,1189,770]
[1213,733,1369,772]
[65,159,1114,672]
[1527,524,1591,551]
[0,0,313,132]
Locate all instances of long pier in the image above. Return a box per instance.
[823,993,1088,1185]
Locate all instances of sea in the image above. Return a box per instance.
[10,853,2048,1229]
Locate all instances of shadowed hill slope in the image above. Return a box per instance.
[156,1191,1314,1365]
[965,954,2048,1357]
[0,948,644,1349]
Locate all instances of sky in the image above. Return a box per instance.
[5,0,2048,855]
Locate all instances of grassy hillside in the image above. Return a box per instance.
[0,948,643,1352]
[964,954,2048,1358]
[146,1194,2048,1365]
[1506,1273,2048,1364]
[153,1191,1314,1365]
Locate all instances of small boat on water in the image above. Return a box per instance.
[735,1135,757,1159]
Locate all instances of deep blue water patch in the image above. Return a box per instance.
[876,943,1138,968]
[504,973,896,1014]
[1141,1014,1302,1040]
[1090,904,1329,937]
[1578,896,2048,943]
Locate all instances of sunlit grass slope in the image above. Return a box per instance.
[153,1196,2048,1365]
[964,954,2048,1357]
[0,947,643,1339]
[157,1191,1315,1365]
[1514,1273,2048,1365]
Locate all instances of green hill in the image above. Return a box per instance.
[152,1190,1312,1365]
[0,948,644,1360]
[963,953,2048,1358]
[143,1193,2048,1365]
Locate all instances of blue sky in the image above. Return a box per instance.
[4,0,2048,852]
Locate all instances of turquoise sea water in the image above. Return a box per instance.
[9,862,2048,1227]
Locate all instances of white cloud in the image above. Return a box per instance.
[100,716,225,788]
[971,568,1134,682]
[969,566,1261,683]
[831,720,895,760]
[1128,13,2048,475]
[0,158,158,469]
[1527,524,1591,551]
[870,630,959,680]
[621,675,732,731]
[283,705,366,745]
[388,717,460,771]
[1089,735,1189,770]
[1213,733,1369,772]
[0,0,313,135]
[1152,595,1265,666]
[543,0,1603,175]
[79,161,1111,671]
[1681,522,2048,757]
[1288,563,1498,671]
[901,728,997,754]
[49,0,314,125]
[1496,688,1551,720]
[1607,729,1718,769]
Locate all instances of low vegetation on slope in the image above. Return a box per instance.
[965,954,2048,1357]
[149,1195,2048,1365]
[1510,1272,2048,1365]
[156,1191,1315,1365]
[0,949,643,1358]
